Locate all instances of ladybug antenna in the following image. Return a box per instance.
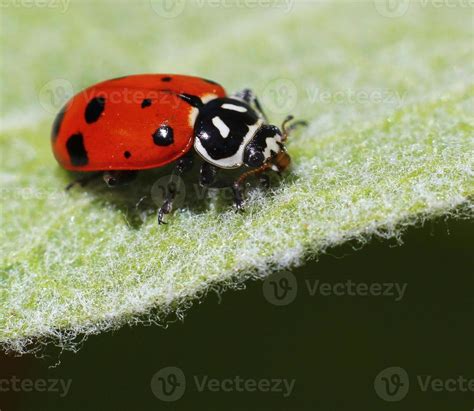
[281,115,294,142]
[238,163,272,183]
[281,115,308,142]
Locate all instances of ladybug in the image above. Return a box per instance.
[51,74,305,224]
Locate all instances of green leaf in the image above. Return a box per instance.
[1,1,473,353]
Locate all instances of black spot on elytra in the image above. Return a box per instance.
[203,78,219,85]
[161,76,172,82]
[66,133,88,166]
[152,125,174,146]
[141,98,152,108]
[51,103,67,142]
[85,96,106,124]
[124,151,131,159]
[178,93,203,108]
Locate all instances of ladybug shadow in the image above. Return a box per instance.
[62,160,299,229]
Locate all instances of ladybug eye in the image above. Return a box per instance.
[247,150,264,168]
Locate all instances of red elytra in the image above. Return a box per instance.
[51,74,226,171]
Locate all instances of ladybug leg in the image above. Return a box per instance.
[65,172,102,191]
[199,161,217,187]
[259,173,271,190]
[158,152,194,225]
[232,181,245,212]
[232,163,272,212]
[233,89,268,123]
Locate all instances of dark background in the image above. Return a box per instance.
[1,216,473,410]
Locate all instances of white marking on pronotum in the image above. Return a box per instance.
[188,107,199,127]
[212,116,230,138]
[194,119,264,169]
[201,93,218,104]
[188,93,218,127]
[263,136,281,159]
[222,103,247,112]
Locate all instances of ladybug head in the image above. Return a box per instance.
[243,124,290,172]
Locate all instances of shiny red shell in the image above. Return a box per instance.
[51,74,226,171]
